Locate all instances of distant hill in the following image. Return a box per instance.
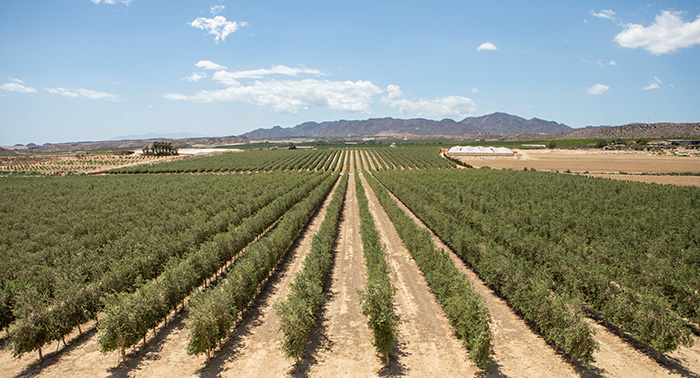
[557,122,700,140]
[243,112,572,139]
[0,146,17,155]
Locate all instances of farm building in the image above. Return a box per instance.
[447,146,515,157]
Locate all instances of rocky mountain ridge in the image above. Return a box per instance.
[243,112,572,139]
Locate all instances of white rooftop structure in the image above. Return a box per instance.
[447,146,514,156]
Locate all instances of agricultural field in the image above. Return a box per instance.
[0,153,180,175]
[1,145,699,377]
[455,148,700,187]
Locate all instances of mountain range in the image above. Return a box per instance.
[243,112,572,139]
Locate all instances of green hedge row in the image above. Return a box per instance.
[276,173,349,359]
[366,173,494,368]
[355,172,397,363]
[96,173,330,358]
[184,173,338,357]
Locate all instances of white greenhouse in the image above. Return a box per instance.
[446,146,514,157]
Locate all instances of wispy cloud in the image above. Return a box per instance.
[614,10,700,55]
[207,64,325,86]
[642,76,662,90]
[186,73,206,82]
[477,42,498,51]
[0,79,36,93]
[471,88,480,93]
[383,85,476,119]
[164,79,382,113]
[590,9,616,20]
[195,60,227,71]
[90,0,131,5]
[45,87,121,101]
[587,84,610,95]
[609,59,617,66]
[191,16,247,43]
[210,5,225,15]
[215,65,324,80]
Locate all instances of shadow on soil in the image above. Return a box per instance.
[192,202,329,378]
[106,308,189,378]
[13,326,97,378]
[287,290,334,378]
[193,231,305,378]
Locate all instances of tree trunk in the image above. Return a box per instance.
[77,323,82,335]
[38,348,43,360]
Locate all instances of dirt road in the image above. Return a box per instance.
[308,153,382,377]
[358,166,478,376]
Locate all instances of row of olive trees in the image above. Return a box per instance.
[376,169,599,364]
[276,173,348,359]
[376,167,698,361]
[366,173,493,369]
[1,173,319,359]
[116,149,340,173]
[185,173,338,358]
[354,172,397,363]
[97,172,331,359]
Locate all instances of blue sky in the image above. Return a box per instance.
[1,1,700,145]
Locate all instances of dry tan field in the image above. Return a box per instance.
[458,149,700,187]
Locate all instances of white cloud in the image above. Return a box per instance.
[609,59,617,66]
[0,81,36,93]
[614,10,700,55]
[211,71,241,86]
[209,65,324,86]
[642,76,662,90]
[91,0,131,4]
[387,96,476,119]
[195,60,227,71]
[191,15,247,43]
[386,84,402,99]
[45,87,79,97]
[164,79,383,113]
[471,88,480,93]
[186,73,206,82]
[218,65,324,80]
[587,84,610,95]
[45,87,120,101]
[477,42,498,51]
[210,5,225,15]
[383,86,476,119]
[590,9,616,20]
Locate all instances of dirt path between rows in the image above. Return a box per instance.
[308,156,382,376]
[358,168,478,376]
[371,174,578,377]
[362,150,377,171]
[375,150,396,170]
[192,172,343,377]
[374,173,700,377]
